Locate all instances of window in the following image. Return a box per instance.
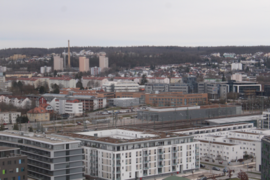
[16,168,19,173]
[19,159,21,164]
[21,167,25,172]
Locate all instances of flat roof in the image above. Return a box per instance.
[227,138,258,142]
[0,146,19,152]
[233,131,261,135]
[62,128,189,144]
[199,140,236,146]
[0,131,80,144]
[206,115,261,124]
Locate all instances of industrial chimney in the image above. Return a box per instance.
[68,40,71,68]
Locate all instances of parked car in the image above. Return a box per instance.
[212,167,220,171]
[76,122,82,125]
[200,164,205,168]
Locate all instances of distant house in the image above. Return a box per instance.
[27,106,50,122]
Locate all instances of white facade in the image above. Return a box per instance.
[231,63,242,70]
[231,73,243,81]
[40,66,52,74]
[49,98,83,116]
[81,77,109,88]
[0,95,32,109]
[75,129,199,180]
[91,67,101,76]
[147,77,170,84]
[49,77,76,90]
[0,72,6,91]
[103,81,141,92]
[0,112,21,124]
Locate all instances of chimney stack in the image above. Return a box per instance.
[68,40,71,68]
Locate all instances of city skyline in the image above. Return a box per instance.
[1,0,270,49]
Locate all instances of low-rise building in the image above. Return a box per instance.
[49,98,83,116]
[103,81,143,92]
[0,146,28,180]
[108,98,140,107]
[145,83,188,94]
[5,71,32,78]
[49,77,76,90]
[0,111,21,124]
[27,106,50,122]
[82,77,109,88]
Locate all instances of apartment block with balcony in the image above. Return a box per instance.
[62,129,199,180]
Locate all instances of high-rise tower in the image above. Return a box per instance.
[68,40,71,68]
[99,52,109,72]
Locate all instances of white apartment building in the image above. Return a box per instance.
[147,77,170,84]
[231,63,242,70]
[103,81,142,92]
[64,129,200,180]
[49,98,83,116]
[0,111,21,124]
[49,77,76,90]
[81,77,109,88]
[0,72,6,91]
[199,140,242,162]
[175,123,267,171]
[0,95,32,109]
[40,66,52,74]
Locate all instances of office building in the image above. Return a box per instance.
[53,55,64,71]
[145,83,188,94]
[261,136,270,180]
[115,92,146,104]
[144,92,208,107]
[183,76,197,93]
[79,56,90,72]
[0,131,84,180]
[99,52,109,72]
[198,82,227,99]
[63,128,199,180]
[103,81,143,92]
[227,80,261,97]
[0,146,28,180]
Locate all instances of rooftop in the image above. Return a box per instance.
[199,140,236,146]
[0,131,80,144]
[62,128,189,144]
[206,115,261,124]
[0,146,19,152]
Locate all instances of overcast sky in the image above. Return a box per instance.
[0,0,270,49]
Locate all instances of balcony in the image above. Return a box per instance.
[143,167,149,170]
[143,154,149,157]
[158,152,164,155]
[143,173,148,176]
[158,165,164,168]
[172,150,178,153]
[172,156,177,159]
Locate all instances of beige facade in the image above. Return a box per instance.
[79,56,90,72]
[27,112,50,122]
[9,54,26,60]
[53,55,64,71]
[99,54,109,72]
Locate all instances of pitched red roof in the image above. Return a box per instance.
[49,77,72,81]
[82,76,107,80]
[27,107,48,114]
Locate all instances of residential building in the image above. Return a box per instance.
[60,88,115,99]
[9,54,26,60]
[170,77,182,84]
[27,106,50,122]
[81,77,109,88]
[144,92,208,107]
[91,66,101,76]
[0,131,84,180]
[0,66,7,72]
[261,136,270,180]
[40,66,52,74]
[0,111,21,124]
[231,63,242,70]
[146,77,170,84]
[145,83,188,94]
[5,71,32,78]
[113,77,141,84]
[99,52,109,72]
[49,77,76,90]
[0,146,28,180]
[62,128,200,180]
[49,98,83,116]
[199,140,242,162]
[43,93,107,112]
[79,56,90,72]
[0,95,32,109]
[108,98,140,107]
[103,81,143,92]
[231,73,243,82]
[53,55,64,71]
